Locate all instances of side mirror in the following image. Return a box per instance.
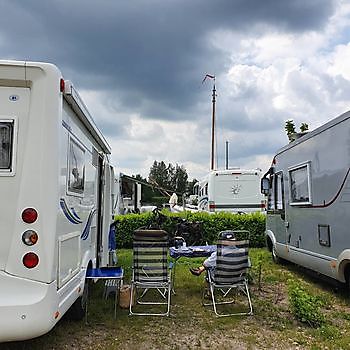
[261,177,270,195]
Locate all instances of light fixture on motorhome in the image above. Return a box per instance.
[60,78,65,92]
[22,230,38,246]
[21,208,38,224]
[22,252,39,269]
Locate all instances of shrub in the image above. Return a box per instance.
[288,280,326,328]
[114,211,266,249]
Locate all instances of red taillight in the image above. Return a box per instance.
[22,208,38,224]
[60,78,65,92]
[22,230,38,246]
[23,252,39,268]
[209,201,216,212]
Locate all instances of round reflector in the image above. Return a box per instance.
[22,208,38,223]
[23,252,39,269]
[22,230,38,246]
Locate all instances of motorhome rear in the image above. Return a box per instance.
[0,61,116,342]
[198,169,265,213]
[262,110,350,288]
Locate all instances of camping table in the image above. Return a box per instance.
[86,266,124,320]
[169,245,216,293]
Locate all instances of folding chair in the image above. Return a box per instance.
[203,230,253,317]
[129,229,172,316]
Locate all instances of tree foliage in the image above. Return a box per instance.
[285,120,310,142]
[149,160,188,194]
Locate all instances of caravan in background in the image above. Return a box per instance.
[196,169,266,214]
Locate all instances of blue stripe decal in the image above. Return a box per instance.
[60,198,82,224]
[81,209,96,240]
[71,207,82,221]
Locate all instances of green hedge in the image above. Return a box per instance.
[114,211,266,249]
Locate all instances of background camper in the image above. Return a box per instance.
[197,169,266,213]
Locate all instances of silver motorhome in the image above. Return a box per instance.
[262,110,350,287]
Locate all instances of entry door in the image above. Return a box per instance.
[96,154,104,267]
[268,172,287,246]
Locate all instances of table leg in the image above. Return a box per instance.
[171,258,179,294]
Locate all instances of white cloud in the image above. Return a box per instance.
[74,1,350,181]
[328,42,350,79]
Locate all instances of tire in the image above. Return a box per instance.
[345,266,350,292]
[272,245,281,264]
[67,279,89,321]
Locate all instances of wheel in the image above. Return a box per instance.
[66,279,89,321]
[272,245,281,264]
[345,266,350,292]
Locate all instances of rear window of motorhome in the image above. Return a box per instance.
[289,164,311,204]
[0,121,13,170]
[68,138,85,194]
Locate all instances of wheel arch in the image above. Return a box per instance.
[266,229,276,252]
[337,249,350,283]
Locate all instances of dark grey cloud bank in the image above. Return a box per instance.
[0,0,341,176]
[0,0,336,119]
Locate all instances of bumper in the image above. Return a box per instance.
[0,271,58,342]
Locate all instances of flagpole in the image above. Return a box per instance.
[202,74,216,171]
[211,81,216,170]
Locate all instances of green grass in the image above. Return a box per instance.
[4,248,350,349]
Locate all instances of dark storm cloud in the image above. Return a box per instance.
[0,0,336,123]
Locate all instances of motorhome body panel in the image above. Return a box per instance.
[1,63,61,283]
[267,110,350,282]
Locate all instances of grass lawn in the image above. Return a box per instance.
[4,248,350,350]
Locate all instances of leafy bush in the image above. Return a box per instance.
[288,280,326,328]
[114,210,266,249]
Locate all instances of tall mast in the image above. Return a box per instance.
[202,74,216,170]
[211,81,216,170]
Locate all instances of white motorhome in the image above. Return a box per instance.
[197,169,266,213]
[0,61,116,342]
[262,110,350,288]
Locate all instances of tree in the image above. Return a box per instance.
[285,120,296,141]
[148,160,189,194]
[285,120,310,142]
[173,164,188,193]
[149,161,169,189]
[300,123,309,132]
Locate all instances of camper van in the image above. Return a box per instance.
[197,169,266,213]
[0,60,116,342]
[262,110,350,288]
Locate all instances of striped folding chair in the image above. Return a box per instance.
[203,230,253,317]
[129,229,172,316]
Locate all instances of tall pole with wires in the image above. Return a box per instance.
[202,74,216,170]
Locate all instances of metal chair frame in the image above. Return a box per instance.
[202,230,253,317]
[129,229,172,316]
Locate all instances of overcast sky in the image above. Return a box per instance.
[1,0,350,180]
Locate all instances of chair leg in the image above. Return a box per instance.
[206,283,253,317]
[245,283,253,315]
[129,284,171,316]
[129,283,135,316]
